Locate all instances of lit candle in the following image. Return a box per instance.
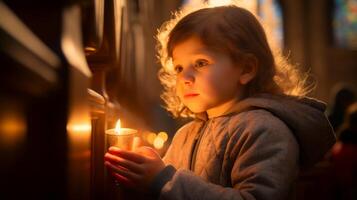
[106,119,137,150]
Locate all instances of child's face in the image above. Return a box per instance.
[173,36,245,117]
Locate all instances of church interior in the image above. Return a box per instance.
[1,0,356,199]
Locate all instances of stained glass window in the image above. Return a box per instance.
[333,0,357,49]
[258,0,284,49]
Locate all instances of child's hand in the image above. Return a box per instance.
[104,146,165,192]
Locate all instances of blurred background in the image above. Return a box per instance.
[0,0,356,199]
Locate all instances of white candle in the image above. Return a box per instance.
[106,119,137,150]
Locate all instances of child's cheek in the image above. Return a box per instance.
[176,85,184,99]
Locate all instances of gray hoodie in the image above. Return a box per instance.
[151,94,336,200]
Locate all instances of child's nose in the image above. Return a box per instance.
[184,79,193,85]
[181,69,194,85]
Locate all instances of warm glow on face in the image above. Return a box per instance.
[115,119,121,134]
[173,36,243,117]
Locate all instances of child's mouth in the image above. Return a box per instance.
[184,93,200,98]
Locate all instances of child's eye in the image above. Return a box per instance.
[174,65,183,73]
[194,59,209,68]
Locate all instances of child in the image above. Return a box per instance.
[104,5,335,200]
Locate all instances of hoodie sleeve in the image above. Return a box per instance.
[155,110,300,200]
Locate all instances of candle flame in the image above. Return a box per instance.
[115,119,121,134]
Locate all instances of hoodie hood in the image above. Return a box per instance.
[234,93,336,168]
[198,93,336,168]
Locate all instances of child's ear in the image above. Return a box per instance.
[239,54,258,85]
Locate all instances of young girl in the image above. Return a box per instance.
[104,5,335,200]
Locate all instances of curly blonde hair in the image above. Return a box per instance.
[157,5,312,118]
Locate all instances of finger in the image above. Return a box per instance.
[105,161,141,181]
[112,172,135,188]
[104,153,143,173]
[132,136,141,151]
[108,146,120,151]
[105,160,128,172]
[136,146,161,158]
[108,147,146,164]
